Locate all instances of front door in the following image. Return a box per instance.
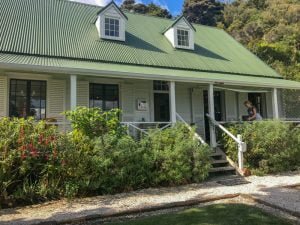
[154,93,170,122]
[203,91,225,142]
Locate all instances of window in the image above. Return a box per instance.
[9,79,46,120]
[153,81,169,91]
[105,17,120,37]
[177,29,189,47]
[89,83,119,111]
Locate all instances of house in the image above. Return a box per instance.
[0,0,299,146]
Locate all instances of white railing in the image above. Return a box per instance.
[176,113,207,145]
[206,114,247,170]
[121,121,172,136]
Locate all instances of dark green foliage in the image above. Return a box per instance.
[121,0,172,19]
[222,0,300,81]
[64,107,124,138]
[0,109,211,208]
[223,121,300,175]
[109,204,290,225]
[183,0,224,26]
[140,124,211,185]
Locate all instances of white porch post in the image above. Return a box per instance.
[70,75,77,110]
[208,84,217,148]
[170,81,176,124]
[272,88,279,119]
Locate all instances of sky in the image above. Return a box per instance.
[70,0,185,16]
[70,0,231,16]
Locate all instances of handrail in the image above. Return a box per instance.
[176,113,207,145]
[206,115,241,144]
[206,113,246,170]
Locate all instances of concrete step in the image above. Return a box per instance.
[211,159,229,168]
[209,166,236,173]
[210,152,224,160]
[212,159,228,164]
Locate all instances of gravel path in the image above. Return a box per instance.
[0,172,299,225]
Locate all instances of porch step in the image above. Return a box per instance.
[211,159,229,168]
[209,166,236,173]
[210,152,223,160]
[212,159,228,164]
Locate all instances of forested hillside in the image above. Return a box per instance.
[221,0,300,81]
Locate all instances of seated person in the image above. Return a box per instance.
[243,100,262,121]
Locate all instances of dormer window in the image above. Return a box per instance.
[163,15,195,50]
[177,29,189,47]
[95,1,128,42]
[105,17,120,37]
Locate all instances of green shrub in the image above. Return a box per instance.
[0,108,211,208]
[141,124,211,185]
[223,121,300,174]
[0,118,64,206]
[64,107,124,138]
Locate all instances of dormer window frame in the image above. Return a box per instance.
[104,16,120,38]
[176,28,190,48]
[163,15,195,50]
[95,1,128,42]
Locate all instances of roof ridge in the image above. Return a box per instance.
[60,0,101,9]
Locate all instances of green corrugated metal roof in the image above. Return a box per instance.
[0,0,281,78]
[1,53,299,89]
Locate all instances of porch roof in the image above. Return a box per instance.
[1,53,299,90]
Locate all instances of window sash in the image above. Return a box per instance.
[89,83,119,111]
[104,18,120,37]
[9,79,47,120]
[177,29,189,47]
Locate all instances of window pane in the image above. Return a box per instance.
[177,29,189,47]
[90,83,119,111]
[104,18,120,37]
[9,79,46,120]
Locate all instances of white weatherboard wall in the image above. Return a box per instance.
[47,79,66,122]
[191,88,205,138]
[0,75,8,117]
[77,80,89,107]
[131,80,152,122]
[225,91,238,121]
[176,83,192,123]
[121,83,135,122]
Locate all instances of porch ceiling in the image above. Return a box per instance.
[0,53,300,90]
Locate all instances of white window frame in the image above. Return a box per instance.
[104,17,120,38]
[177,29,190,48]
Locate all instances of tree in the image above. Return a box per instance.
[222,0,300,81]
[121,0,135,11]
[183,0,224,26]
[121,0,172,19]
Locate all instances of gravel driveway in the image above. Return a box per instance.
[0,172,299,225]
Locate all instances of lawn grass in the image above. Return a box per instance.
[108,204,291,225]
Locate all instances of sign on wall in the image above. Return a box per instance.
[137,99,148,111]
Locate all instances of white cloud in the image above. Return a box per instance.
[70,0,112,7]
[152,0,169,11]
[69,0,170,11]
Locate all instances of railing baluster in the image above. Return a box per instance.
[206,114,246,171]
